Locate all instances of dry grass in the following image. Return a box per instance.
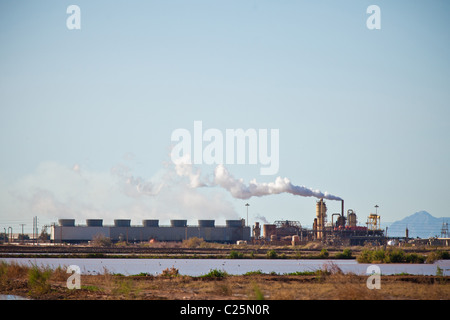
[0,260,449,300]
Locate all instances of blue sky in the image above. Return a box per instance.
[1,1,449,233]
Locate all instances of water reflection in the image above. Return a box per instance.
[0,257,448,277]
[0,294,30,300]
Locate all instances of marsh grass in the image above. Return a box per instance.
[1,259,449,300]
[160,266,179,277]
[201,268,228,278]
[28,264,52,294]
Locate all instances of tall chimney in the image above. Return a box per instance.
[341,200,344,217]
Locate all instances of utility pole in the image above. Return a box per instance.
[19,224,25,244]
[33,216,39,244]
[245,203,250,227]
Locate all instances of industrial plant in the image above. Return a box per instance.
[52,219,251,243]
[255,199,385,246]
[51,199,385,245]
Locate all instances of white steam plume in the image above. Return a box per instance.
[174,158,342,201]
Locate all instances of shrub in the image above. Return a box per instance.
[335,248,352,259]
[357,249,373,263]
[229,250,244,259]
[91,234,112,247]
[356,248,428,264]
[182,237,204,248]
[385,248,405,263]
[252,283,265,300]
[201,269,228,278]
[319,249,329,258]
[372,249,386,263]
[266,250,278,259]
[28,264,52,294]
[160,266,179,277]
[426,250,450,263]
[244,270,264,276]
[405,253,425,264]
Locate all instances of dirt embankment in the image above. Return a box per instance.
[0,244,439,259]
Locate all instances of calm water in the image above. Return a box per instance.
[1,258,449,276]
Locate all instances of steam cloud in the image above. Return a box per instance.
[174,155,342,201]
[7,154,341,225]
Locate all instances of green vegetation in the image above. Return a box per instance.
[243,270,264,276]
[201,269,228,278]
[405,253,425,264]
[28,264,52,294]
[266,249,278,259]
[228,250,244,259]
[426,250,450,263]
[357,248,449,264]
[252,283,265,300]
[284,271,317,276]
[319,249,329,258]
[335,248,353,259]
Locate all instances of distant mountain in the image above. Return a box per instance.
[386,211,448,239]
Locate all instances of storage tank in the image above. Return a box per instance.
[114,219,131,227]
[263,224,277,239]
[86,219,103,227]
[142,219,159,227]
[226,220,244,228]
[198,220,215,228]
[347,210,357,227]
[170,219,187,227]
[58,219,75,227]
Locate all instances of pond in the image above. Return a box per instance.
[1,257,449,276]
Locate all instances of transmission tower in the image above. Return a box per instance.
[441,220,448,238]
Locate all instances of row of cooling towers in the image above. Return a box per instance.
[57,219,245,228]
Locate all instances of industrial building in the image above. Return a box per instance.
[51,219,251,243]
[257,199,385,246]
[51,199,384,245]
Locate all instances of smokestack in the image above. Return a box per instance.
[341,200,344,217]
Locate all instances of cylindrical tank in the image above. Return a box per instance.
[263,224,277,239]
[347,210,357,227]
[86,219,103,227]
[226,220,243,228]
[198,220,215,228]
[292,235,300,245]
[170,219,187,227]
[114,219,131,227]
[58,219,75,227]
[142,219,159,227]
